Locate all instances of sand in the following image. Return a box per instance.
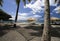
[0,23,60,41]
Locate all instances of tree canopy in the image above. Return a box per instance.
[0,9,12,20]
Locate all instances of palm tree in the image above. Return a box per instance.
[0,0,3,6]
[41,0,60,41]
[41,0,51,41]
[14,0,33,27]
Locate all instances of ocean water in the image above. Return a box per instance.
[0,20,44,24]
[17,20,44,24]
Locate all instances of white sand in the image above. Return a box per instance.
[0,30,26,41]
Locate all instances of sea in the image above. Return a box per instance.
[0,20,44,24]
[17,20,44,24]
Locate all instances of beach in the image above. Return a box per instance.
[0,22,60,41]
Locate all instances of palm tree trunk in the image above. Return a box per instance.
[41,0,51,41]
[14,3,19,27]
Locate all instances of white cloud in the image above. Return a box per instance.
[53,6,60,13]
[49,0,58,6]
[18,15,40,20]
[32,15,42,18]
[10,0,59,20]
[10,12,28,20]
[19,13,28,16]
[24,0,58,14]
[40,0,58,6]
[18,16,28,20]
[28,15,42,20]
[18,13,29,20]
[10,12,42,20]
[10,15,28,20]
[54,6,60,10]
[24,0,43,14]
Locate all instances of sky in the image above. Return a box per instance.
[1,0,60,20]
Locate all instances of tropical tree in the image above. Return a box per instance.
[14,0,35,27]
[0,0,3,7]
[41,0,60,41]
[41,0,51,41]
[0,9,12,20]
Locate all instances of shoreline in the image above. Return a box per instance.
[0,22,60,28]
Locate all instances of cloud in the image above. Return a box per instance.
[19,13,28,16]
[32,15,42,20]
[53,6,60,13]
[27,15,42,20]
[24,0,58,14]
[24,0,43,14]
[10,12,42,20]
[40,0,58,6]
[10,15,27,20]
[18,13,29,20]
[10,0,59,20]
[54,6,60,10]
[10,12,28,20]
[32,15,42,18]
[18,16,28,20]
[49,0,58,6]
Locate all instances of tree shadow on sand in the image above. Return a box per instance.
[24,25,43,37]
[0,24,20,37]
[24,26,60,38]
[0,30,7,37]
[24,25,43,31]
[51,27,60,37]
[0,24,60,38]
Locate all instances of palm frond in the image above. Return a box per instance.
[0,0,3,6]
[22,0,26,5]
[0,0,3,3]
[16,0,20,5]
[22,0,37,5]
[55,0,57,3]
[28,0,31,2]
[0,2,2,6]
[55,0,60,4]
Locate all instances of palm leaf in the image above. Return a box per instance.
[0,0,3,6]
[28,0,31,2]
[16,0,20,5]
[55,0,57,3]
[55,0,60,4]
[22,0,26,5]
[28,0,37,2]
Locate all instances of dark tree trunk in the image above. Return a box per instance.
[41,0,51,41]
[14,4,19,27]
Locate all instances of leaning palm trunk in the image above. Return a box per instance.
[41,0,51,41]
[14,0,35,27]
[15,4,19,22]
[14,3,19,27]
